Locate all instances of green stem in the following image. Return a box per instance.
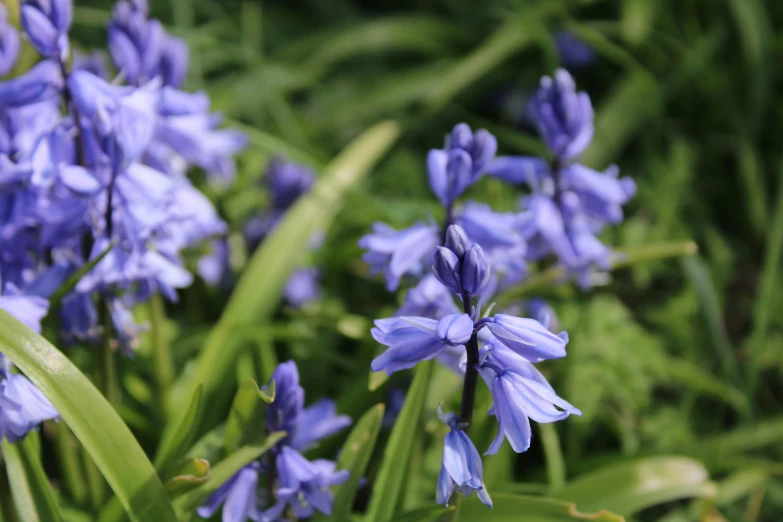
[150,294,174,407]
[539,423,566,491]
[498,240,698,304]
[55,423,89,507]
[97,301,121,407]
[81,450,106,512]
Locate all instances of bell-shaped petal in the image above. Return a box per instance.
[266,360,304,437]
[433,246,462,293]
[435,313,473,346]
[290,398,351,450]
[444,224,472,259]
[0,286,49,333]
[461,244,490,296]
[196,463,260,522]
[359,222,439,291]
[0,60,63,108]
[484,314,568,362]
[371,316,449,375]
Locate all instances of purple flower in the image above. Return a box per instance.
[432,224,490,297]
[427,123,497,208]
[107,0,164,86]
[72,50,109,79]
[266,158,315,210]
[478,343,580,454]
[0,284,49,333]
[0,353,59,443]
[370,314,473,375]
[554,31,597,70]
[21,0,71,61]
[197,462,263,522]
[0,6,20,76]
[436,406,492,508]
[0,60,63,108]
[289,398,351,451]
[395,274,460,318]
[283,268,321,309]
[482,314,568,362]
[359,222,439,291]
[272,447,349,519]
[528,69,593,163]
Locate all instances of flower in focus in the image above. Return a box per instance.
[478,341,580,454]
[433,224,491,297]
[370,314,473,375]
[436,406,492,508]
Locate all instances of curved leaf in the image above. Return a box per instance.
[553,457,715,517]
[462,493,625,521]
[223,379,275,453]
[0,310,178,522]
[154,385,204,469]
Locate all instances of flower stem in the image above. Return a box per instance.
[458,292,479,429]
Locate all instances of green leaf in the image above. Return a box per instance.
[223,379,275,453]
[0,309,178,522]
[318,403,385,521]
[462,493,625,521]
[176,432,286,512]
[2,437,63,522]
[365,361,433,522]
[154,385,204,470]
[390,505,454,522]
[165,120,400,441]
[161,459,210,498]
[553,457,715,517]
[714,469,768,506]
[539,423,566,491]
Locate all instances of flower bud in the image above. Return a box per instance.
[444,224,471,260]
[432,246,461,293]
[461,244,490,296]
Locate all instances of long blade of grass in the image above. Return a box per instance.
[2,437,63,522]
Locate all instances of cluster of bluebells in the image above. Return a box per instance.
[0,0,246,362]
[244,158,322,308]
[198,361,351,522]
[489,68,636,287]
[360,68,632,508]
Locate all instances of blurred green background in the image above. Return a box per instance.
[63,0,783,520]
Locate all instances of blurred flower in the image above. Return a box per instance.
[478,341,580,454]
[283,268,321,309]
[428,123,497,208]
[0,284,49,333]
[0,353,59,443]
[554,31,597,70]
[436,406,492,508]
[271,447,349,519]
[528,69,593,164]
[395,274,460,318]
[21,0,71,61]
[359,222,439,291]
[196,462,263,522]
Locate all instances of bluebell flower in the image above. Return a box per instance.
[436,406,492,508]
[0,353,59,443]
[478,342,580,454]
[370,313,473,375]
[159,34,188,88]
[382,388,406,428]
[433,224,491,297]
[266,158,315,210]
[359,222,439,291]
[427,123,497,208]
[0,6,20,76]
[0,284,49,333]
[21,0,71,61]
[526,298,559,333]
[107,298,146,355]
[196,462,263,522]
[554,31,597,70]
[272,446,350,519]
[283,268,321,309]
[528,69,593,163]
[107,0,164,86]
[481,314,568,363]
[73,50,109,78]
[289,398,351,451]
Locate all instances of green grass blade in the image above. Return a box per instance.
[553,457,714,517]
[316,403,385,521]
[223,379,275,453]
[539,424,566,492]
[462,493,625,521]
[164,121,400,440]
[154,385,204,470]
[390,506,454,522]
[365,361,434,522]
[161,459,210,498]
[0,310,178,522]
[2,437,63,522]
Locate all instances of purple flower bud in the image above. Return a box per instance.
[444,224,472,259]
[433,246,462,293]
[21,0,71,61]
[107,26,141,83]
[435,313,473,346]
[461,244,490,296]
[428,148,473,208]
[159,35,188,87]
[0,7,20,76]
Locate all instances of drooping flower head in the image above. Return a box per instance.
[0,353,59,443]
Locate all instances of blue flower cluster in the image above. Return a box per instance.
[0,0,246,357]
[199,361,351,522]
[488,69,636,287]
[359,68,631,509]
[244,158,321,308]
